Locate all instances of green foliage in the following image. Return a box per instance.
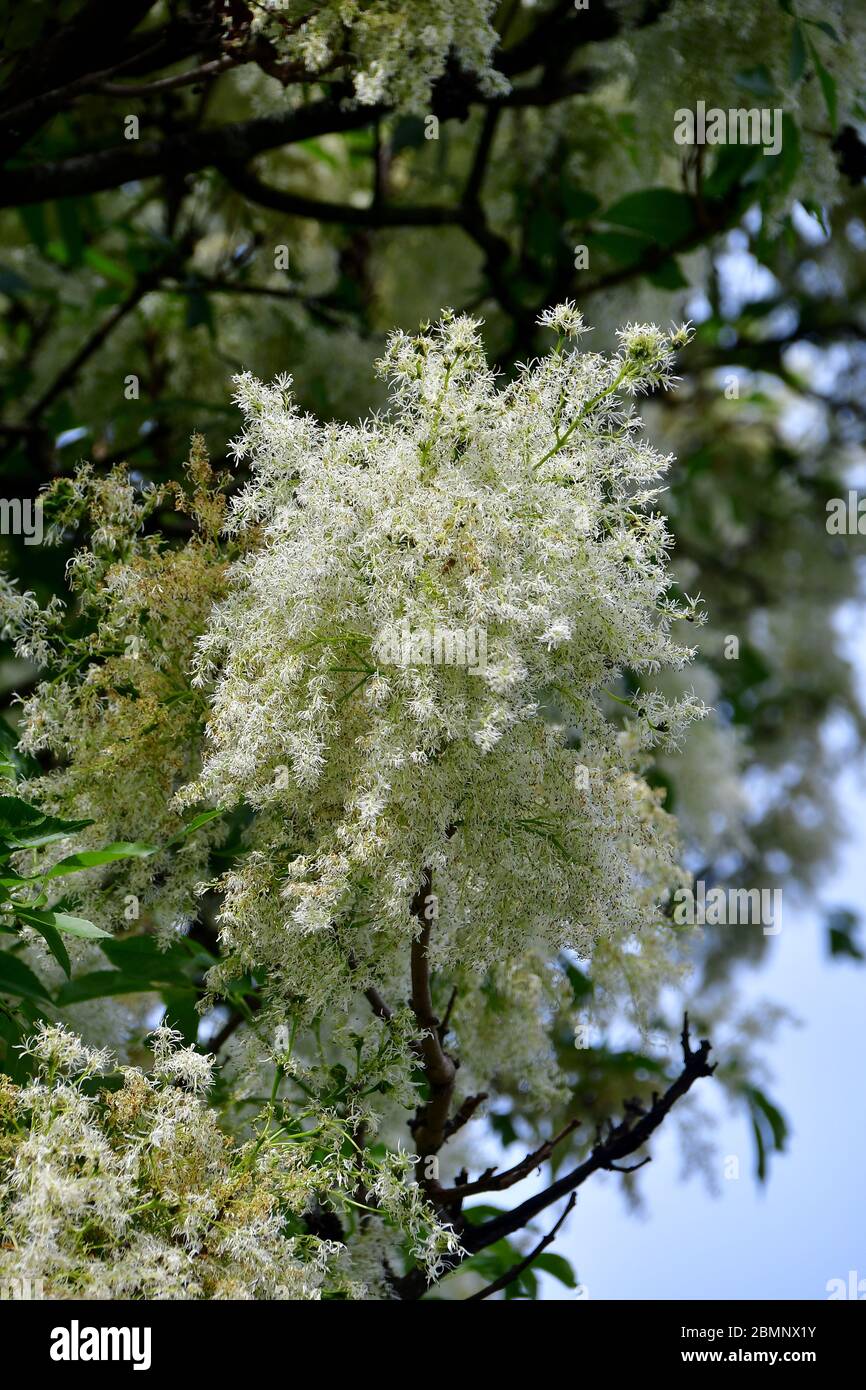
[744,1084,789,1182]
[826,909,863,961]
[0,772,234,1073]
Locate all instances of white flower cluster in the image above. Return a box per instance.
[249,0,508,112]
[0,1023,457,1299]
[0,451,231,941]
[184,306,703,1009]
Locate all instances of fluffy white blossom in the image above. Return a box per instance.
[0,1023,455,1299]
[181,306,703,1009]
[249,0,508,113]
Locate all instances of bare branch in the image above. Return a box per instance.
[466,1194,577,1302]
[0,96,380,209]
[462,1014,715,1255]
[220,161,464,228]
[97,55,237,97]
[408,870,457,1159]
[437,1119,581,1204]
[442,1092,488,1142]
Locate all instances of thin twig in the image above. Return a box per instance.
[466,1195,577,1301]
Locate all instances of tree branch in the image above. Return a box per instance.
[219,161,464,228]
[0,96,381,209]
[24,270,159,424]
[96,55,237,98]
[442,1091,488,1142]
[436,1118,581,1204]
[466,1194,577,1301]
[462,1014,715,1254]
[408,870,457,1159]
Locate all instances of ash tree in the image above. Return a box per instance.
[2,0,862,1302]
[0,308,717,1300]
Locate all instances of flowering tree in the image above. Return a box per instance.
[0,307,727,1299]
[1,0,864,1304]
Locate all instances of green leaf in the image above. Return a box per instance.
[764,113,800,195]
[161,988,201,1046]
[805,18,841,42]
[586,230,652,269]
[505,1266,538,1299]
[17,912,71,978]
[0,952,52,1002]
[789,23,807,82]
[647,256,689,290]
[0,796,93,849]
[734,65,777,98]
[602,189,696,247]
[298,136,343,169]
[186,292,214,333]
[165,807,225,847]
[390,117,426,154]
[17,907,110,941]
[53,912,111,940]
[463,1204,508,1226]
[827,909,863,961]
[744,1084,788,1182]
[533,1252,577,1288]
[55,199,84,267]
[0,720,36,784]
[807,39,838,129]
[82,248,135,287]
[99,935,175,974]
[41,841,157,879]
[564,961,593,1002]
[703,144,761,199]
[56,970,162,1005]
[561,186,600,223]
[18,204,48,253]
[99,934,209,986]
[751,1113,767,1182]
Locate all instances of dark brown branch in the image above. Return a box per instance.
[221,156,523,333]
[607,1156,652,1173]
[364,984,394,1024]
[0,36,171,129]
[462,1014,715,1254]
[219,161,464,228]
[0,96,381,209]
[464,106,500,210]
[0,0,160,151]
[437,1118,581,1204]
[165,277,352,332]
[408,871,457,1159]
[97,55,237,97]
[438,986,458,1040]
[466,1194,577,1301]
[442,1092,488,1142]
[24,271,159,423]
